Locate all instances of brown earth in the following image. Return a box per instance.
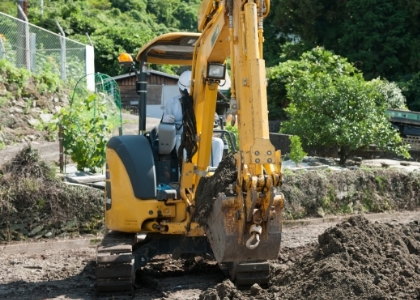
[1,85,420,299]
[0,211,419,300]
[1,126,420,299]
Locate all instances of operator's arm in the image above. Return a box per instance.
[163,96,183,124]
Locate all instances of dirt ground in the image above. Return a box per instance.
[0,211,419,300]
[1,114,420,299]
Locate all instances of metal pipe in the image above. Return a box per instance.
[138,61,148,134]
[55,20,67,81]
[17,4,30,70]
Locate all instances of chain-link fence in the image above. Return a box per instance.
[0,11,94,85]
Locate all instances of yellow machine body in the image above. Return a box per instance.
[105,0,283,265]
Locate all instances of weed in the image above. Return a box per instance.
[375,175,386,193]
[24,99,32,114]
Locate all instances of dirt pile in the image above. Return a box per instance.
[0,146,105,242]
[269,215,420,299]
[197,215,420,299]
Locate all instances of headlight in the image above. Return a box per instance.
[207,63,226,80]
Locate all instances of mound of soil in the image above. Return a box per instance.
[269,215,420,299]
[0,146,105,242]
[197,215,420,300]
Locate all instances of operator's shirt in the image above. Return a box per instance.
[163,93,223,167]
[164,94,183,133]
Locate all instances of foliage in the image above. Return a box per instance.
[271,0,420,111]
[0,2,15,15]
[0,58,63,102]
[369,79,407,110]
[267,47,358,120]
[289,135,307,167]
[0,0,202,76]
[0,59,31,86]
[277,48,410,164]
[397,72,420,111]
[225,124,239,150]
[57,93,113,171]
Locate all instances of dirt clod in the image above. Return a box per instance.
[199,279,243,300]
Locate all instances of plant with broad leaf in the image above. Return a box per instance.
[58,93,112,172]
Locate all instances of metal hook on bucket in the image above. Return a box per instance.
[246,224,263,249]
[246,232,260,249]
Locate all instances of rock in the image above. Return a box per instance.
[61,219,79,232]
[44,231,54,238]
[27,117,40,127]
[317,207,325,218]
[198,288,218,300]
[250,283,262,295]
[10,223,26,231]
[0,229,8,240]
[39,113,53,123]
[62,95,69,104]
[9,107,23,114]
[15,100,26,108]
[28,225,44,237]
[0,83,7,96]
[12,231,26,241]
[216,280,236,299]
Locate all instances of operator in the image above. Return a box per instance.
[162,70,224,167]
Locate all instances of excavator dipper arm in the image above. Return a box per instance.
[190,0,284,266]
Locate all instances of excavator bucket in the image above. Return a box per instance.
[205,193,283,263]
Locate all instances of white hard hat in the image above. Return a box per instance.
[178,70,192,94]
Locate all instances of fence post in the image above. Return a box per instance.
[17,4,30,70]
[55,20,66,81]
[59,124,64,173]
[30,33,36,72]
[0,38,5,59]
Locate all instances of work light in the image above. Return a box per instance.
[207,63,226,80]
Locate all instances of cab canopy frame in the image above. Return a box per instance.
[126,32,201,133]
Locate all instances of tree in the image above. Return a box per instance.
[276,48,410,164]
[271,0,420,111]
[289,135,307,167]
[267,47,358,120]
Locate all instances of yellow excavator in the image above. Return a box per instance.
[96,0,284,294]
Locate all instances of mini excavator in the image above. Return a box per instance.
[96,0,284,294]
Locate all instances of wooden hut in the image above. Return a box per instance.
[112,70,179,114]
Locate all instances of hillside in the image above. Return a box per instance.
[0,60,68,149]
